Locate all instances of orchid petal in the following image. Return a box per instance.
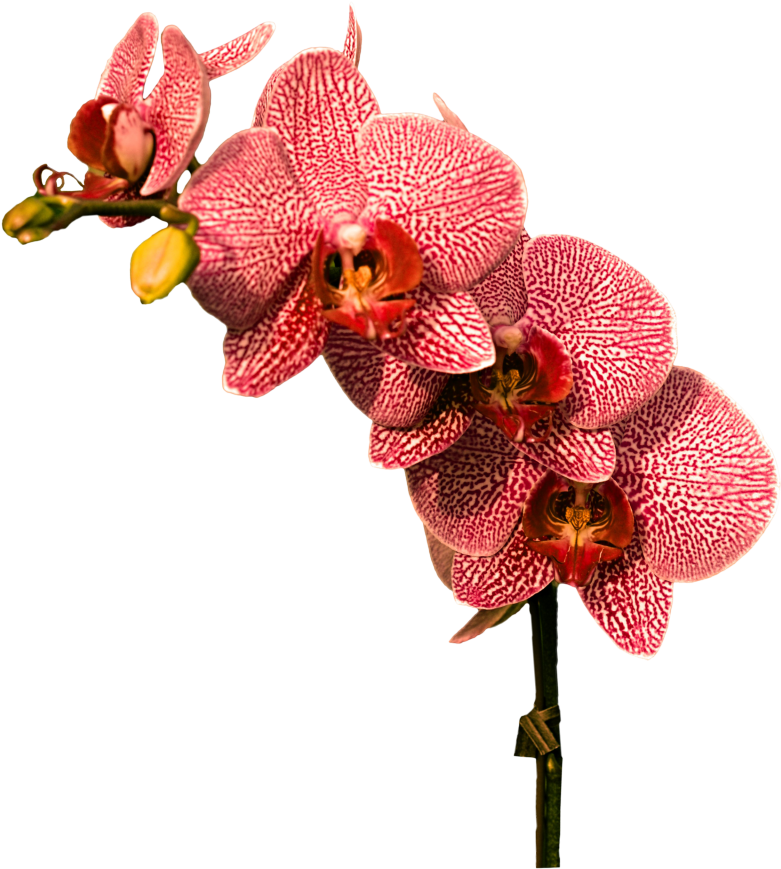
[516,411,617,483]
[359,113,527,293]
[96,13,158,105]
[264,48,379,222]
[380,286,496,374]
[613,367,777,582]
[522,235,677,429]
[424,526,455,589]
[406,415,540,555]
[469,231,529,323]
[369,376,475,470]
[199,22,275,80]
[579,538,673,658]
[140,26,211,195]
[451,522,555,608]
[343,6,362,67]
[323,326,447,427]
[180,128,318,331]
[432,93,468,131]
[222,258,328,397]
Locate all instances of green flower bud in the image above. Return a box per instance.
[130,227,201,304]
[3,197,57,244]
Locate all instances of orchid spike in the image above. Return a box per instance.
[63,14,273,226]
[421,367,776,657]
[181,49,526,398]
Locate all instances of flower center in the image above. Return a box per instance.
[522,471,634,587]
[469,320,573,444]
[311,219,423,341]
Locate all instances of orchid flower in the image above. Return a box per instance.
[58,13,274,225]
[178,46,527,397]
[326,229,676,484]
[413,367,776,656]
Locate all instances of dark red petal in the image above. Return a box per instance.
[522,470,569,540]
[424,526,455,589]
[73,172,129,199]
[519,325,573,404]
[67,98,111,171]
[369,219,423,297]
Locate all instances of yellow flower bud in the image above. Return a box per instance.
[130,227,201,304]
[3,196,57,243]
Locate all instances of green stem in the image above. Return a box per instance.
[41,196,199,236]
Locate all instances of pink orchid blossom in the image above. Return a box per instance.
[61,13,274,224]
[326,229,676,484]
[414,367,776,656]
[178,49,527,398]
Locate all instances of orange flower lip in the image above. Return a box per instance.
[311,218,423,341]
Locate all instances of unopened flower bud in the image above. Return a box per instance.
[130,227,200,304]
[3,197,56,243]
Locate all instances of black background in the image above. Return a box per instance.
[2,2,773,866]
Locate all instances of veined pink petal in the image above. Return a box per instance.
[424,526,455,589]
[199,22,275,80]
[469,231,529,323]
[522,235,677,429]
[379,286,495,373]
[613,367,778,582]
[264,48,379,222]
[516,412,616,483]
[406,415,540,555]
[96,13,158,105]
[359,114,527,293]
[140,27,210,196]
[451,522,555,609]
[343,6,362,66]
[323,325,447,427]
[579,538,673,658]
[369,376,475,470]
[179,128,319,331]
[222,258,328,397]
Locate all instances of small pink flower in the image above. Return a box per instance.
[178,47,527,397]
[413,367,777,656]
[63,13,274,222]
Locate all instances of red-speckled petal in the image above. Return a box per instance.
[323,325,447,427]
[369,376,475,470]
[222,258,328,397]
[264,48,379,222]
[470,230,529,323]
[579,538,673,658]
[380,286,495,373]
[140,27,210,195]
[424,525,455,589]
[522,235,677,429]
[96,13,158,104]
[451,523,555,608]
[343,6,362,66]
[516,412,616,483]
[613,367,778,582]
[180,128,319,331]
[406,415,540,555]
[359,114,527,293]
[199,22,274,80]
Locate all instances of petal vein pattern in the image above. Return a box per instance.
[470,230,529,323]
[199,22,275,80]
[96,13,158,104]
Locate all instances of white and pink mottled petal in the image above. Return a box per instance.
[379,287,495,373]
[222,259,328,398]
[252,65,283,127]
[580,538,673,658]
[343,6,362,66]
[199,22,275,80]
[451,523,555,609]
[96,13,158,104]
[140,26,211,196]
[180,129,319,332]
[369,377,475,470]
[469,231,529,323]
[359,114,527,293]
[613,367,778,583]
[424,526,455,589]
[323,325,447,427]
[522,235,677,429]
[406,415,542,555]
[516,412,616,483]
[264,48,379,222]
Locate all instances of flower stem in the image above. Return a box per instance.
[43,197,199,235]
